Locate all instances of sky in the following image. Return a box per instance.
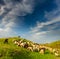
[0,0,60,43]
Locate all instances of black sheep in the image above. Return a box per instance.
[4,39,8,44]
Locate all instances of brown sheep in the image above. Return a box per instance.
[24,42,29,48]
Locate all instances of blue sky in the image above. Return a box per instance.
[0,0,60,43]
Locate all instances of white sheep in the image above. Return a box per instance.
[54,52,59,56]
[14,40,18,45]
[33,45,39,52]
[53,49,60,56]
[20,42,25,47]
[27,47,33,52]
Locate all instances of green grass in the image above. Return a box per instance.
[0,37,60,59]
[44,40,60,49]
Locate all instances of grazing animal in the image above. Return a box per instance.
[27,47,33,51]
[20,42,25,47]
[24,42,28,48]
[17,42,20,46]
[4,39,8,43]
[53,49,59,56]
[47,47,53,54]
[54,52,59,56]
[14,40,18,44]
[13,40,20,46]
[33,45,39,52]
[39,48,45,54]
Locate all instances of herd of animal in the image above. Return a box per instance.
[13,39,60,57]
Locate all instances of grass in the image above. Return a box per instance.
[0,37,60,59]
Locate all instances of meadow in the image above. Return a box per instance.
[0,37,60,59]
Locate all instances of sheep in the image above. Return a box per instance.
[19,42,26,47]
[24,42,29,48]
[54,52,59,56]
[14,40,17,44]
[29,43,40,52]
[39,45,45,49]
[32,45,40,52]
[39,48,45,54]
[17,42,20,46]
[13,40,20,46]
[27,47,33,52]
[46,47,53,54]
[20,42,25,47]
[27,42,30,45]
[19,40,23,43]
[4,39,8,44]
[53,49,60,56]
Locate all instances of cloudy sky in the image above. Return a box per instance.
[0,0,60,43]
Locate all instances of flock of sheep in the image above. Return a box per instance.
[13,39,60,57]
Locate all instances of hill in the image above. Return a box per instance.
[0,37,60,59]
[44,40,60,49]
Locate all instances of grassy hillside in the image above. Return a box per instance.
[0,37,60,59]
[44,40,60,49]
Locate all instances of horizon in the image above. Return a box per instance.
[0,0,60,43]
[0,36,60,44]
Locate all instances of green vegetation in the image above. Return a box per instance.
[44,40,60,49]
[0,37,60,59]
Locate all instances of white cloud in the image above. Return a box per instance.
[1,0,35,16]
[0,5,6,15]
[0,0,35,37]
[27,0,60,43]
[0,0,35,26]
[30,0,60,33]
[30,15,60,33]
[0,27,17,37]
[28,15,60,43]
[0,0,35,31]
